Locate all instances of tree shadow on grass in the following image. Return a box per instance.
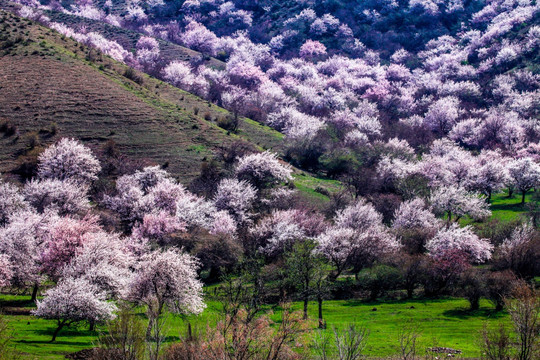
[341,297,451,307]
[32,326,99,339]
[16,339,93,346]
[490,202,526,213]
[442,307,507,320]
[0,297,36,309]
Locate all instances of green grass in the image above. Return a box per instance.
[488,191,534,222]
[2,294,511,359]
[293,173,343,206]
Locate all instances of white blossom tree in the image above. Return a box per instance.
[61,231,134,298]
[24,179,89,215]
[128,248,205,339]
[392,198,441,233]
[507,157,540,204]
[426,223,493,263]
[213,178,257,224]
[235,151,292,188]
[430,185,491,223]
[37,138,101,184]
[0,180,28,225]
[33,277,117,342]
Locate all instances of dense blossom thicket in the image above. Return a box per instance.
[1,0,540,352]
[13,1,539,224]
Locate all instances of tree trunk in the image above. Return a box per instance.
[187,322,193,341]
[317,296,324,329]
[89,320,95,331]
[406,286,414,299]
[31,284,39,302]
[146,316,153,340]
[50,321,66,342]
[521,191,526,205]
[470,297,480,311]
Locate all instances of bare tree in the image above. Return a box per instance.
[398,322,421,360]
[334,324,369,360]
[96,305,146,360]
[479,322,512,360]
[505,285,540,360]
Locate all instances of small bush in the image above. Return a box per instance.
[123,67,143,85]
[25,131,40,149]
[217,115,239,132]
[0,119,16,136]
[49,122,58,135]
[314,186,330,197]
[357,265,402,301]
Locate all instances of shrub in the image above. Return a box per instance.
[0,119,16,136]
[96,305,146,360]
[217,115,239,132]
[357,265,402,301]
[123,67,143,85]
[459,268,486,310]
[479,322,513,360]
[486,271,518,311]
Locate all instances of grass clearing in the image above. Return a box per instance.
[2,294,511,359]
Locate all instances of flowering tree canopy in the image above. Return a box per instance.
[33,277,117,341]
[426,223,493,263]
[235,151,292,188]
[37,138,101,184]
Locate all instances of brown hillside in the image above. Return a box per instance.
[0,10,277,183]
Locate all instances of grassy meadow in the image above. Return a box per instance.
[1,294,512,359]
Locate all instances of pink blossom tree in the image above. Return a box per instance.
[131,211,186,245]
[227,60,266,90]
[423,96,461,134]
[299,40,327,61]
[136,36,160,72]
[181,21,218,55]
[318,199,399,277]
[40,215,101,281]
[33,277,117,342]
[37,138,101,184]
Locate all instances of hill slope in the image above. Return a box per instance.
[0,9,283,183]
